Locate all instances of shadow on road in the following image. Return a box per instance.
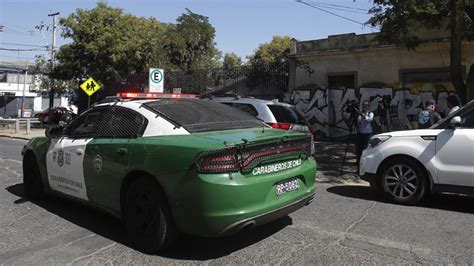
[5,183,291,259]
[327,185,474,214]
[313,141,362,183]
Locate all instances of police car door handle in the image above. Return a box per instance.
[117,148,128,155]
[75,148,84,155]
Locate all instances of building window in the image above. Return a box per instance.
[400,67,464,89]
[327,72,357,89]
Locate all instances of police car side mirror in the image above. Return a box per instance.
[46,125,64,139]
[449,116,462,129]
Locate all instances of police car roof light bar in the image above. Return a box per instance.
[117,92,198,99]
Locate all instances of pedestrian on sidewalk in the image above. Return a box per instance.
[447,95,461,116]
[418,99,442,129]
[356,100,374,167]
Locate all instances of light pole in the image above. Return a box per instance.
[48,12,59,122]
[20,65,28,117]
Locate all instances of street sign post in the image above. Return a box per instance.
[80,77,101,107]
[148,68,164,93]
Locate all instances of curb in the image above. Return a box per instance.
[316,178,369,186]
[0,135,32,141]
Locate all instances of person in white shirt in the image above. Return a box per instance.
[447,95,460,116]
[356,100,374,168]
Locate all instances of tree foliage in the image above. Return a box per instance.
[164,8,218,72]
[245,36,291,90]
[367,0,474,103]
[56,2,171,88]
[223,52,242,70]
[33,55,77,96]
[247,35,292,72]
[55,3,219,95]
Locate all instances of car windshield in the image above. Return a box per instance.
[267,104,307,125]
[143,99,264,133]
[431,100,473,129]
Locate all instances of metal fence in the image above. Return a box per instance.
[106,64,289,100]
[165,65,289,100]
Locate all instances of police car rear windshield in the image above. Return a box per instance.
[143,99,264,133]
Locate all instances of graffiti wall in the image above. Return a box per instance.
[291,87,458,138]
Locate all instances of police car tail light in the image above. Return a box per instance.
[268,123,292,130]
[239,146,302,168]
[116,92,198,99]
[196,150,240,173]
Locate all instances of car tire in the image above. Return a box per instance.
[379,157,427,205]
[23,153,45,200]
[123,176,177,253]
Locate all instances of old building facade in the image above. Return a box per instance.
[287,32,474,138]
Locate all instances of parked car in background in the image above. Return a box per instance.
[208,96,315,134]
[34,107,69,124]
[359,100,474,205]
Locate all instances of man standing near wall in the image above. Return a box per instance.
[356,100,374,168]
[418,99,442,129]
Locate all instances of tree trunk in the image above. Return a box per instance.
[450,0,467,104]
[466,64,474,102]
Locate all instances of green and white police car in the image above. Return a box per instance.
[22,93,317,253]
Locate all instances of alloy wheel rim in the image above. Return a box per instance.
[384,164,419,200]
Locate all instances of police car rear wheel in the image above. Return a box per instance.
[124,176,177,253]
[23,153,45,200]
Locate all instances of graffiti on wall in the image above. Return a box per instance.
[291,87,458,138]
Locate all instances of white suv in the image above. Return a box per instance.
[360,100,474,205]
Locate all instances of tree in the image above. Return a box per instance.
[246,36,292,91]
[367,0,474,103]
[223,52,242,69]
[33,55,77,96]
[164,9,218,72]
[247,35,292,73]
[56,2,171,90]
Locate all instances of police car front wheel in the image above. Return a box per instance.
[124,176,177,253]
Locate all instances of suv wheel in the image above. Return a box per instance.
[379,158,427,205]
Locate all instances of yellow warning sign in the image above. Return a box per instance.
[80,77,101,96]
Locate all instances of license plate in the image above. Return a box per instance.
[276,178,300,196]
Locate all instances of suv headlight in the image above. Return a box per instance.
[368,135,391,148]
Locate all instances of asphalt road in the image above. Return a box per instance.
[1,137,473,264]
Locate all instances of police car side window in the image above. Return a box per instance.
[95,107,147,138]
[66,108,105,138]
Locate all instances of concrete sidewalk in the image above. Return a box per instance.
[0,127,46,140]
[313,141,365,184]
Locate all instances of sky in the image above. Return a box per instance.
[0,0,377,64]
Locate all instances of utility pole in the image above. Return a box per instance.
[20,65,28,117]
[48,12,59,117]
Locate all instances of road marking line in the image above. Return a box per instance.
[294,222,433,256]
[1,158,22,164]
[67,242,116,265]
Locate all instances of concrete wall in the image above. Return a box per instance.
[289,40,474,90]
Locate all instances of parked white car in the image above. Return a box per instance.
[208,96,315,134]
[359,100,474,204]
